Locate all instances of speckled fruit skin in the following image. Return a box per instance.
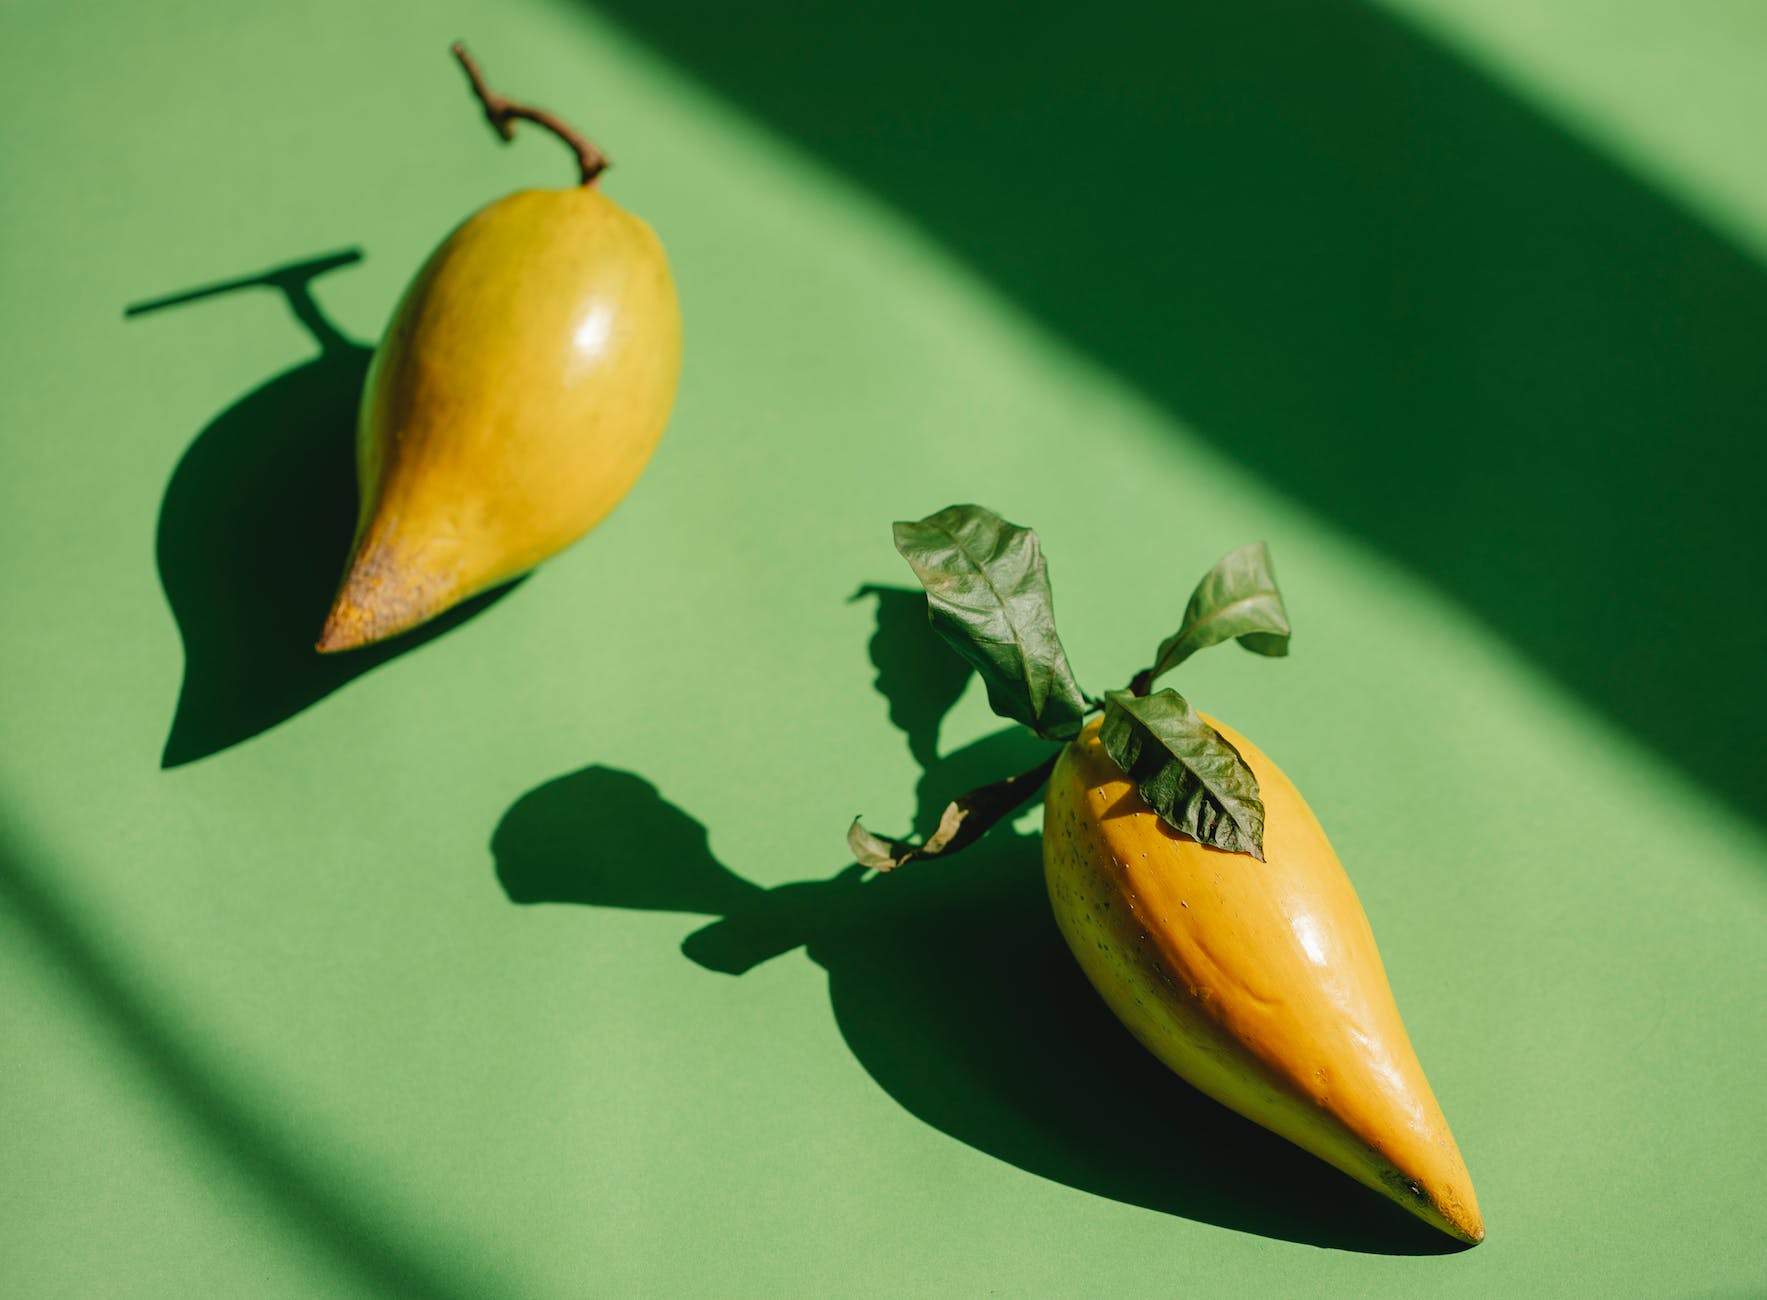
[1044,715,1483,1244]
[318,185,680,652]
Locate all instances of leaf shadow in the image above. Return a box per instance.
[131,252,517,769]
[489,592,1463,1253]
[849,584,971,771]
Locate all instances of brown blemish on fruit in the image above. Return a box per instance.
[316,534,456,653]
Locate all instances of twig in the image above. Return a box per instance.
[451,42,609,186]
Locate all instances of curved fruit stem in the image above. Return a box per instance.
[451,42,609,186]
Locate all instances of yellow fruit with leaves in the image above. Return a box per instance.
[851,504,1482,1243]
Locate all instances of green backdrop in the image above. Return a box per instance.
[3,0,1764,1294]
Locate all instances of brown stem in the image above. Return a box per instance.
[848,750,1059,872]
[451,42,609,186]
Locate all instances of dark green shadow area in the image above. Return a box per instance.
[588,0,1767,827]
[493,772,1459,1253]
[0,828,485,1299]
[492,588,1466,1253]
[849,584,972,771]
[130,253,517,770]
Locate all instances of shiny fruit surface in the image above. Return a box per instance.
[1044,715,1483,1243]
[319,185,680,651]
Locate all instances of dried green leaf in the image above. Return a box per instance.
[892,505,1089,741]
[1145,542,1290,687]
[1100,690,1265,859]
[847,752,1058,871]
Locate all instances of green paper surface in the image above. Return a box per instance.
[2,0,1764,1294]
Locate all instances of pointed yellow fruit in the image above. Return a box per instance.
[318,46,681,653]
[1045,716,1484,1244]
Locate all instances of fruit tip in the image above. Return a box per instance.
[317,540,459,653]
[315,587,385,654]
[314,609,367,655]
[1441,1201,1485,1246]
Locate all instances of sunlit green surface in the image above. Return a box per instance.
[2,0,1763,1294]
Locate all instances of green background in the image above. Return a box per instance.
[3,0,1764,1294]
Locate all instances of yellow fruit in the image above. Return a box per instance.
[318,49,681,652]
[1044,715,1484,1243]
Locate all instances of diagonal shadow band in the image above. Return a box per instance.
[130,253,517,769]
[585,0,1767,832]
[0,826,485,1299]
[490,588,1463,1253]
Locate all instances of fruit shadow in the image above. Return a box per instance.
[585,0,1767,837]
[131,252,517,769]
[490,588,1462,1253]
